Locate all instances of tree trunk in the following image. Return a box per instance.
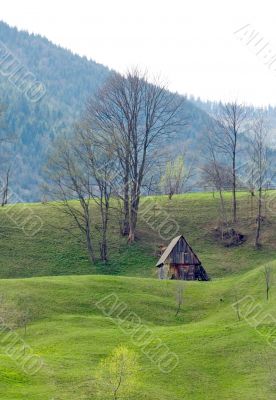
[122,199,129,235]
[86,232,95,263]
[100,215,108,262]
[218,188,228,240]
[122,163,130,236]
[128,185,140,243]
[100,241,108,262]
[85,215,95,263]
[1,168,10,207]
[250,191,254,218]
[175,303,181,317]
[232,156,237,223]
[255,188,262,247]
[128,206,137,243]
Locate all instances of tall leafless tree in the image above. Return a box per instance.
[201,126,229,237]
[46,122,114,264]
[250,116,269,247]
[75,123,114,262]
[45,135,96,263]
[214,102,247,223]
[87,69,184,242]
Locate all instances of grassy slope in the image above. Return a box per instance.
[0,192,276,398]
[0,191,276,279]
[1,268,276,400]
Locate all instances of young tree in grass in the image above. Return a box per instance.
[16,307,31,337]
[160,155,191,199]
[175,281,185,317]
[95,346,139,400]
[263,265,273,301]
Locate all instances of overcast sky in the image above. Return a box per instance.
[2,0,276,106]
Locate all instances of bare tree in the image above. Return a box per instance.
[0,106,14,206]
[246,164,256,218]
[1,165,11,207]
[263,265,272,301]
[45,135,96,263]
[87,69,184,242]
[201,126,229,237]
[75,123,114,262]
[175,282,185,317]
[46,122,115,264]
[250,116,269,247]
[200,162,233,193]
[94,163,112,262]
[214,102,247,222]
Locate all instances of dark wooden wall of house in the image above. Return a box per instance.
[170,264,196,280]
[168,237,199,265]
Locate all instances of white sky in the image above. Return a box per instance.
[2,0,276,106]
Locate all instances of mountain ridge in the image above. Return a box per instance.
[1,20,274,201]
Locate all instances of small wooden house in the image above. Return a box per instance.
[156,235,209,281]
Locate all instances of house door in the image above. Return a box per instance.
[178,264,189,280]
[187,265,195,280]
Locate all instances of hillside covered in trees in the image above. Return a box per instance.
[0,21,212,201]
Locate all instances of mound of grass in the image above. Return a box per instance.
[0,265,276,399]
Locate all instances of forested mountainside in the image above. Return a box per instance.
[1,21,276,201]
[0,21,213,201]
[0,21,113,200]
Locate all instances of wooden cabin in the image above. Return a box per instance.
[156,235,209,281]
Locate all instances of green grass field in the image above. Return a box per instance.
[0,192,276,399]
[1,191,276,279]
[1,270,276,399]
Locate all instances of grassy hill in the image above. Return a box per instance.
[0,192,276,399]
[1,269,276,399]
[0,192,276,279]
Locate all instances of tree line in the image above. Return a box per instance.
[42,72,276,263]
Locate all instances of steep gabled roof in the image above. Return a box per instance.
[156,235,201,267]
[156,235,181,267]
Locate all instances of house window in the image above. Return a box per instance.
[184,252,188,263]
